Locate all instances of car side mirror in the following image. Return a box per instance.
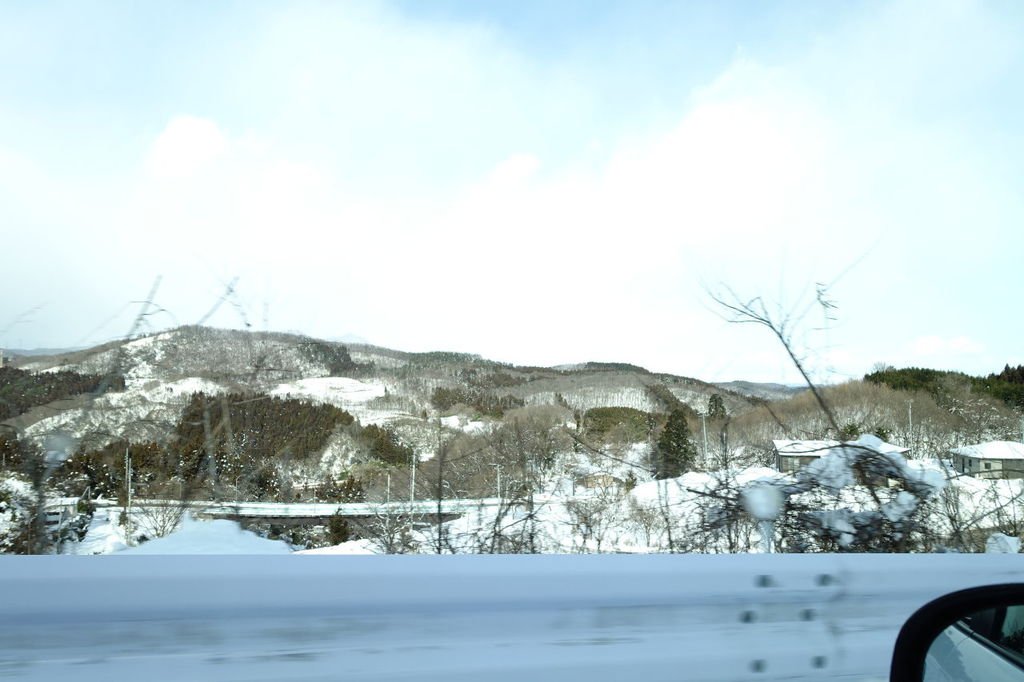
[891,585,1024,681]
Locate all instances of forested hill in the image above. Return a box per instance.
[865,365,1024,410]
[2,324,1023,555]
[0,367,124,420]
[5,325,760,448]
[14,326,358,387]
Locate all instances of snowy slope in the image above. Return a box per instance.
[21,376,226,448]
[269,376,407,426]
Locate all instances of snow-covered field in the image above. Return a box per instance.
[439,414,490,434]
[271,377,387,404]
[271,376,411,426]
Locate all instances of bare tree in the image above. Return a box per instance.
[132,481,197,540]
[563,477,627,553]
[364,501,418,554]
[709,286,840,435]
[707,286,952,553]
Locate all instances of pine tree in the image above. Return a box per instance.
[707,394,727,420]
[655,409,697,479]
[328,513,351,545]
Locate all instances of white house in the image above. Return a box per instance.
[951,441,1024,479]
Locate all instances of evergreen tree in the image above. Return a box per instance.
[655,409,698,479]
[707,394,727,420]
[328,513,351,545]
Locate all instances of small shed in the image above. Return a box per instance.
[576,473,625,490]
[951,441,1024,479]
[773,438,910,474]
[773,440,836,474]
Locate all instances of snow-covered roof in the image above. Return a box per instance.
[773,438,909,456]
[773,439,837,455]
[952,441,1024,460]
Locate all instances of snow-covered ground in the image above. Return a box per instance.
[6,430,1023,558]
[21,375,226,449]
[72,508,128,555]
[121,516,291,554]
[44,450,1024,557]
[271,377,387,404]
[271,376,411,426]
[295,538,377,555]
[439,414,490,434]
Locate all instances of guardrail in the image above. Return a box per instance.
[1,553,1021,680]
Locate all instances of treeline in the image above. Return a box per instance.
[47,391,417,502]
[583,407,655,443]
[298,340,357,376]
[56,440,164,501]
[583,362,651,374]
[53,392,355,500]
[865,365,1024,410]
[983,365,1024,409]
[172,392,355,481]
[0,367,124,420]
[409,351,490,367]
[459,368,526,389]
[146,326,362,381]
[646,383,698,417]
[359,424,414,466]
[0,433,30,469]
[431,386,525,417]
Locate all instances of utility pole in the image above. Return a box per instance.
[701,413,709,466]
[435,440,447,555]
[386,472,391,505]
[908,400,913,450]
[410,450,416,503]
[124,446,133,546]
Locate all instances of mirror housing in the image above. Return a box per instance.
[891,584,1024,681]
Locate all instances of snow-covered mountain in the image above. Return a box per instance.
[10,326,753,447]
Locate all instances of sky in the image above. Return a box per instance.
[1,0,1022,384]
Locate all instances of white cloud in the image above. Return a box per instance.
[118,27,1009,380]
[145,116,228,180]
[910,335,986,358]
[5,0,1023,382]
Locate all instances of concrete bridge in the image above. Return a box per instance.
[88,497,514,528]
[194,498,503,526]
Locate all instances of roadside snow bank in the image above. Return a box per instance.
[295,539,378,555]
[986,533,1022,554]
[119,516,292,555]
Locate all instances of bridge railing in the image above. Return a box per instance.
[96,496,511,518]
